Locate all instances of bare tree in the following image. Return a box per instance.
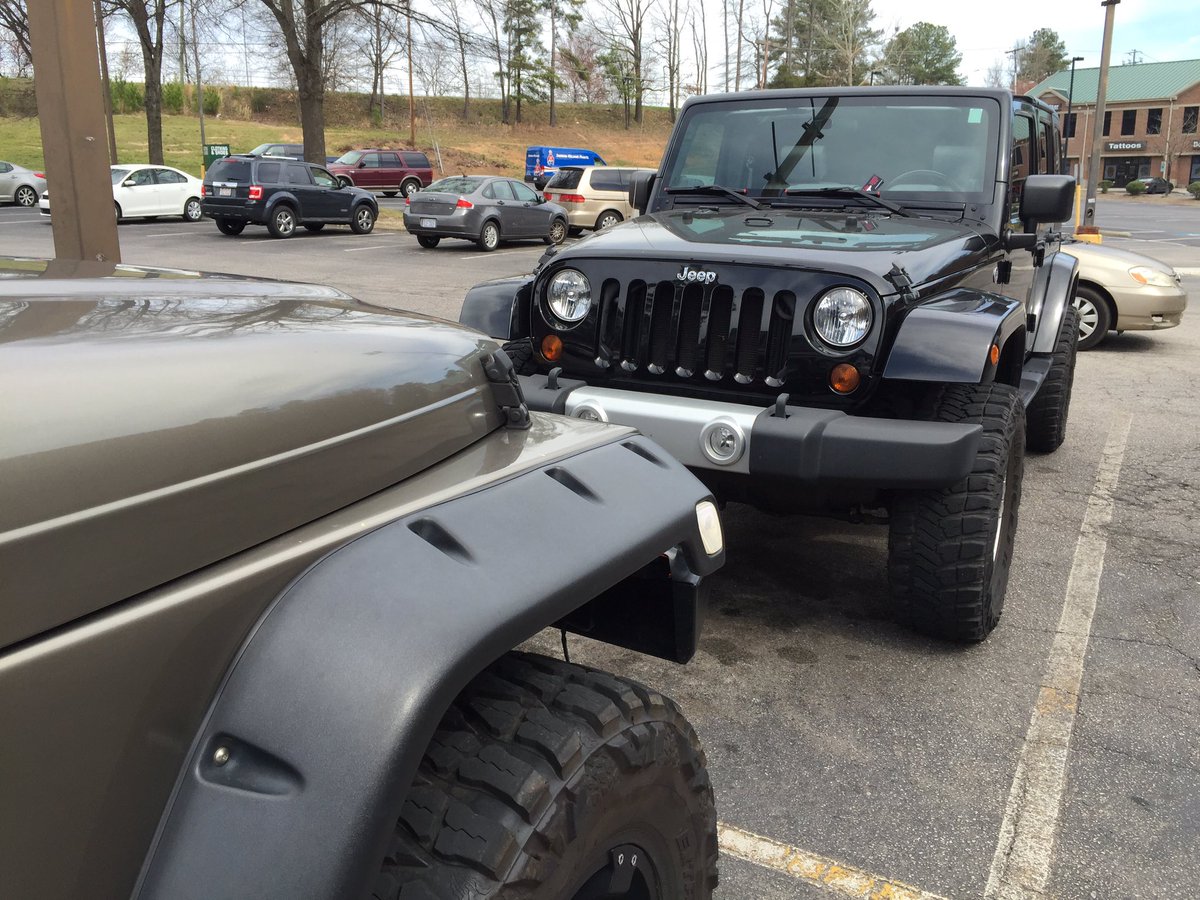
[821,0,879,86]
[547,0,583,126]
[689,5,707,95]
[105,0,178,165]
[601,0,653,124]
[984,58,1007,89]
[558,27,611,104]
[733,0,744,89]
[474,0,510,122]
[657,0,682,120]
[356,2,404,121]
[444,1,474,119]
[0,0,30,63]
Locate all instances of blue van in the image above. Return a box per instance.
[525,147,606,189]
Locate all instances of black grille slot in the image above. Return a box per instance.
[704,286,734,379]
[674,283,704,376]
[620,280,647,369]
[646,280,676,374]
[765,291,796,385]
[597,278,622,368]
[734,289,764,382]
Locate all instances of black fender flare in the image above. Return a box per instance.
[1030,248,1079,354]
[882,289,1025,383]
[460,275,533,339]
[133,435,720,900]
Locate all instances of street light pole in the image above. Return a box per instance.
[1063,55,1084,176]
[1082,0,1120,231]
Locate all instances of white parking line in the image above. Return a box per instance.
[983,413,1133,900]
[342,243,396,252]
[461,248,542,261]
[142,231,199,238]
[0,219,42,226]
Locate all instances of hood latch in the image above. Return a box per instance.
[482,348,532,429]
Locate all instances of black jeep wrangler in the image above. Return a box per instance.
[461,88,1080,642]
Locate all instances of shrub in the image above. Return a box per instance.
[1098,179,1113,193]
[250,89,272,114]
[194,86,220,116]
[1188,181,1200,199]
[162,81,184,114]
[1125,179,1147,195]
[110,78,143,113]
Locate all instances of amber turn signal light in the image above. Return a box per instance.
[541,335,563,361]
[989,343,1000,366]
[830,363,860,394]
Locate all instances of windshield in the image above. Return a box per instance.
[110,168,130,185]
[663,95,1001,205]
[427,177,484,194]
[335,151,362,165]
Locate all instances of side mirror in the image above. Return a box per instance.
[629,171,657,215]
[358,161,367,169]
[1019,175,1075,229]
[123,179,136,187]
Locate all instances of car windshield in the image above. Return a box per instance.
[110,168,130,185]
[427,177,484,194]
[662,94,1001,205]
[335,151,362,165]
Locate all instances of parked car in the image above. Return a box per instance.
[327,149,433,197]
[404,175,568,251]
[0,255,723,900]
[524,146,606,189]
[544,165,657,233]
[0,161,47,207]
[1060,239,1188,349]
[1138,176,1174,195]
[38,164,203,223]
[201,154,378,239]
[247,142,305,159]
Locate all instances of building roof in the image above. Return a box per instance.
[1032,59,1200,104]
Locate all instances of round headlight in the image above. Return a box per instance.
[547,269,592,324]
[813,287,872,347]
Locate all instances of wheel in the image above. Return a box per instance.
[402,179,421,198]
[477,220,500,251]
[383,191,398,198]
[1072,284,1112,350]
[372,651,718,900]
[544,217,567,245]
[350,203,376,234]
[267,204,297,238]
[417,235,440,248]
[888,383,1025,642]
[568,226,584,237]
[1026,307,1079,453]
[182,197,202,222]
[216,217,245,236]
[338,177,353,188]
[595,210,622,230]
[15,185,37,207]
[114,202,122,222]
[304,223,326,233]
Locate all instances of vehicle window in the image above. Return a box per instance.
[127,169,155,187]
[428,176,484,193]
[363,153,383,168]
[256,161,282,183]
[510,181,539,202]
[546,167,583,189]
[382,153,402,166]
[335,151,363,165]
[1011,113,1034,222]
[482,183,496,200]
[207,159,250,183]
[491,180,516,201]
[0,162,11,173]
[402,152,430,167]
[1040,117,1056,175]
[110,167,131,184]
[285,163,312,185]
[155,168,187,184]
[589,169,625,192]
[311,168,337,188]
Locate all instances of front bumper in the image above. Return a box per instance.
[1109,281,1188,332]
[519,376,982,489]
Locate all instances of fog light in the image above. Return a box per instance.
[830,363,860,394]
[573,401,607,423]
[699,418,745,466]
[541,335,563,361]
[696,500,724,556]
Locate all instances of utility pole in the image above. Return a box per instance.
[179,0,186,82]
[1005,44,1024,89]
[1063,55,1084,176]
[93,0,118,165]
[190,0,207,172]
[1082,0,1120,232]
[406,0,415,147]
[1125,49,1141,65]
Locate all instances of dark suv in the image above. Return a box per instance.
[327,149,434,197]
[462,87,1081,643]
[202,155,378,238]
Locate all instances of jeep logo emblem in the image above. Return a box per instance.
[677,266,718,284]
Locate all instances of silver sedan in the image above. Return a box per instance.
[0,161,47,208]
[404,175,568,252]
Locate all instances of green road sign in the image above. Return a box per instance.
[202,144,231,170]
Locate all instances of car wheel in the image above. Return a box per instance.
[15,185,37,207]
[595,210,622,230]
[382,191,398,198]
[888,383,1024,642]
[1026,307,1078,453]
[568,225,584,237]
[114,202,122,223]
[401,179,420,198]
[372,651,718,900]
[1072,284,1112,350]
[215,218,245,236]
[544,217,567,245]
[267,205,297,238]
[350,204,376,235]
[304,223,326,233]
[477,220,500,251]
[416,235,440,248]
[182,197,202,222]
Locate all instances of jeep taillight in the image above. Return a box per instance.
[248,185,263,200]
[558,194,586,203]
[456,197,474,209]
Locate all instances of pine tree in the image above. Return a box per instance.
[880,21,963,85]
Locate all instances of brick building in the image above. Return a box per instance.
[1031,58,1200,189]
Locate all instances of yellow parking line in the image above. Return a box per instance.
[719,823,951,900]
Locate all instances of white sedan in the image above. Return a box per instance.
[39,164,204,223]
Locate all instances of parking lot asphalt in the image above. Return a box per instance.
[3,198,1198,899]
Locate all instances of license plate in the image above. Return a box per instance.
[219,187,232,197]
[420,218,437,228]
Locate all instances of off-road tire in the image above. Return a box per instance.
[417,235,441,249]
[1072,284,1111,350]
[216,218,245,236]
[478,220,500,252]
[544,218,567,245]
[1026,307,1079,453]
[373,652,718,900]
[15,185,38,207]
[267,204,297,238]
[888,383,1025,642]
[501,337,537,375]
[305,223,326,233]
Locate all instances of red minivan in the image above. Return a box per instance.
[326,149,434,197]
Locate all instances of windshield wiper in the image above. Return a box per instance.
[783,187,913,217]
[665,184,762,209]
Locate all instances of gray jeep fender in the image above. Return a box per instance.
[1029,247,1079,354]
[882,288,1025,383]
[460,275,533,339]
[134,435,720,900]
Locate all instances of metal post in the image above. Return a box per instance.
[191,0,206,174]
[27,0,120,262]
[93,0,118,165]
[1082,0,1120,231]
[1063,56,1084,176]
[406,0,415,148]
